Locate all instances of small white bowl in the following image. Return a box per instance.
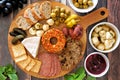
[89,22,120,53]
[68,0,98,13]
[84,52,109,77]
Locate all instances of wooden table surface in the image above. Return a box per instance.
[0,0,120,80]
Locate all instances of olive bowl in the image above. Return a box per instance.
[67,0,98,13]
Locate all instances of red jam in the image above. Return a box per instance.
[86,54,106,74]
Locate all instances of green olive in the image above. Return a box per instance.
[55,20,60,25]
[65,10,71,16]
[74,2,80,8]
[59,18,65,23]
[50,13,56,17]
[78,0,83,4]
[88,0,93,6]
[52,17,57,21]
[60,13,65,18]
[60,8,65,13]
[55,6,60,10]
[54,8,60,14]
[64,14,68,19]
[83,4,89,9]
[79,4,83,9]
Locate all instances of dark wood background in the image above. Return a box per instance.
[0,0,120,80]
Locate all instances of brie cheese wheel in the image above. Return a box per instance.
[22,37,41,58]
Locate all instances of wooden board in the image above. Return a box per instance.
[8,1,109,79]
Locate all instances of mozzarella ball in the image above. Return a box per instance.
[46,19,54,26]
[104,39,115,50]
[36,30,44,37]
[102,25,109,31]
[92,31,99,37]
[100,37,106,43]
[106,32,113,39]
[92,37,100,46]
[99,30,106,38]
[97,43,105,50]
[42,24,49,31]
[110,30,115,37]
[29,27,36,35]
[94,26,102,33]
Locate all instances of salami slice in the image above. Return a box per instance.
[38,53,52,76]
[48,54,55,77]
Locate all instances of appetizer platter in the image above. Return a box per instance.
[8,1,108,79]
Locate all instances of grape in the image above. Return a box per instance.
[5,2,13,11]
[20,0,27,4]
[18,1,23,8]
[2,7,11,16]
[11,0,18,10]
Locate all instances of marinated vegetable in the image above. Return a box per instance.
[91,24,116,50]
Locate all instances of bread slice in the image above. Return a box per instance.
[17,56,31,69]
[30,60,41,73]
[40,1,52,19]
[31,3,43,20]
[26,59,36,71]
[15,54,27,63]
[12,43,26,58]
[24,8,38,24]
[16,16,31,30]
[22,37,41,58]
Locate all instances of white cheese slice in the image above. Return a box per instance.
[22,37,41,58]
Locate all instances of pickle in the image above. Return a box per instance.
[13,28,27,37]
[12,35,24,45]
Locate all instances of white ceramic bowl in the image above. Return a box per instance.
[84,52,109,77]
[89,22,120,53]
[68,0,98,13]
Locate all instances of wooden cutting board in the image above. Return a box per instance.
[8,1,108,79]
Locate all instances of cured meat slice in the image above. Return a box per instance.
[48,54,55,77]
[38,53,52,76]
[55,55,61,75]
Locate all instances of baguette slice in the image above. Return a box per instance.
[12,43,26,58]
[24,8,38,24]
[31,3,43,20]
[15,54,27,63]
[40,1,52,19]
[30,60,41,73]
[22,37,41,58]
[16,16,31,30]
[26,59,36,71]
[17,56,31,69]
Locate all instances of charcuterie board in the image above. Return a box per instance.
[8,1,108,79]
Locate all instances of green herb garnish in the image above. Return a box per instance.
[0,64,18,80]
[64,67,96,80]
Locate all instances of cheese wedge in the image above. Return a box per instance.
[31,60,41,73]
[26,59,36,71]
[22,37,41,58]
[17,56,31,69]
[15,54,27,63]
[12,43,26,58]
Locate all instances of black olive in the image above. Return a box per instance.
[9,31,19,37]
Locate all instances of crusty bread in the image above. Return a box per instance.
[40,1,52,19]
[17,56,31,69]
[24,8,38,24]
[12,43,26,58]
[30,60,41,73]
[31,3,43,20]
[16,16,31,30]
